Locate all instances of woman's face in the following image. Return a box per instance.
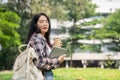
[36,15,49,35]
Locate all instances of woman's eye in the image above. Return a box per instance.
[39,20,48,23]
[39,21,43,23]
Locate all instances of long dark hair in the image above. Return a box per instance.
[26,13,52,47]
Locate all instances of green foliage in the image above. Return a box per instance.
[2,0,32,43]
[30,0,67,20]
[103,54,116,68]
[63,0,96,22]
[0,8,21,70]
[80,44,101,52]
[115,60,120,68]
[105,10,120,33]
[95,10,120,51]
[104,60,115,68]
[62,0,97,55]
[81,19,101,26]
[0,9,21,47]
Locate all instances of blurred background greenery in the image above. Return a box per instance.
[0,0,120,70]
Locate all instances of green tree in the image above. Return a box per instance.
[63,0,96,48]
[1,0,32,43]
[30,0,67,20]
[62,0,96,66]
[0,8,21,70]
[10,0,32,43]
[95,10,120,51]
[3,0,67,43]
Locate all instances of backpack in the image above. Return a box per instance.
[12,44,44,80]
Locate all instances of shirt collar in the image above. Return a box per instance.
[34,33,46,41]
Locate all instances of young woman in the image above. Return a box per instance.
[26,13,65,80]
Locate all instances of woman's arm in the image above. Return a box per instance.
[31,37,60,70]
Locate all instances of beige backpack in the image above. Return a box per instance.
[12,44,43,80]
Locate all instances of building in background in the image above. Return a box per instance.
[92,0,120,14]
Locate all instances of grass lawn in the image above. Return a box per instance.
[0,68,120,80]
[0,70,13,80]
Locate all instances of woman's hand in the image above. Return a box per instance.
[58,54,66,64]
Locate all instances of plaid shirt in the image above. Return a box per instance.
[29,33,60,70]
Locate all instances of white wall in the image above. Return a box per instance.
[92,0,120,13]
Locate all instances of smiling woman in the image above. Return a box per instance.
[36,15,49,35]
[26,13,65,80]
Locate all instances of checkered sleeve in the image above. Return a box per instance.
[31,37,60,70]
